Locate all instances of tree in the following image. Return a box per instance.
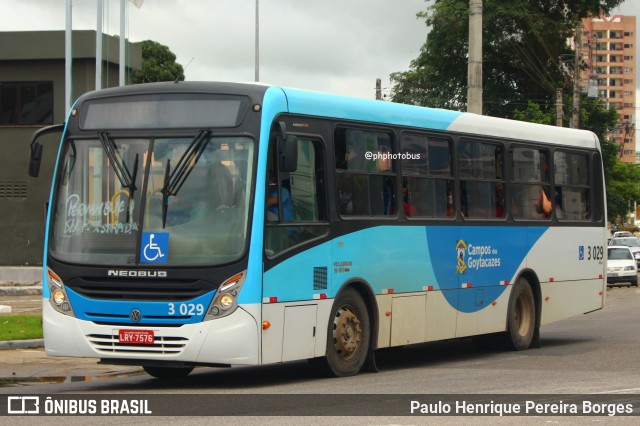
[390,0,624,118]
[512,92,640,221]
[132,40,184,84]
[579,96,640,221]
[391,0,632,221]
[513,100,554,125]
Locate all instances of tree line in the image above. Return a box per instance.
[390,0,638,222]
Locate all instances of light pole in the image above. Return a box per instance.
[255,0,259,82]
[467,0,482,114]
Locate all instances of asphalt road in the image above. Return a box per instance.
[1,286,639,424]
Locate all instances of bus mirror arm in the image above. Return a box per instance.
[28,124,64,178]
[28,142,43,178]
[276,121,298,173]
[280,135,298,173]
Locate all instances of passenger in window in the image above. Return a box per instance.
[554,186,565,219]
[267,172,293,222]
[403,186,416,216]
[535,187,552,218]
[376,147,392,172]
[460,183,469,217]
[447,189,454,217]
[346,141,361,171]
[495,182,505,217]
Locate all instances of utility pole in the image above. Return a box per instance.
[556,88,563,127]
[119,0,126,86]
[376,78,382,100]
[571,26,581,128]
[65,0,72,117]
[255,0,259,82]
[96,0,103,90]
[467,0,483,114]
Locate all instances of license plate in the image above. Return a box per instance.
[609,272,618,277]
[118,329,155,345]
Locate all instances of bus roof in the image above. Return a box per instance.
[280,86,600,150]
[74,81,600,150]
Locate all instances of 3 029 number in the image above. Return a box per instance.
[587,245,603,261]
[168,303,204,316]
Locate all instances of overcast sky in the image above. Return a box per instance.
[0,0,638,101]
[0,0,429,100]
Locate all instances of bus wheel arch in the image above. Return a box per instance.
[323,282,377,377]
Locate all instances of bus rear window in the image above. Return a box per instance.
[80,94,250,129]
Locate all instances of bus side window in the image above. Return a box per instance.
[510,147,551,220]
[400,134,454,218]
[265,137,328,258]
[458,140,505,219]
[335,128,396,217]
[554,151,590,220]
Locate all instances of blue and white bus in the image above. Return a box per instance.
[29,82,607,378]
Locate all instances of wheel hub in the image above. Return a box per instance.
[333,307,362,359]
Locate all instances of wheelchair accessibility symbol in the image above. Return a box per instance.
[141,232,169,263]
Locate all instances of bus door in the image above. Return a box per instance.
[262,132,331,364]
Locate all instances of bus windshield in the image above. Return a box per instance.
[50,134,254,266]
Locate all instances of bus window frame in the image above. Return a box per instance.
[551,147,593,222]
[334,125,399,219]
[399,131,456,220]
[457,137,507,221]
[264,131,330,260]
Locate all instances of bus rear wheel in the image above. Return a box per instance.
[324,288,370,377]
[506,277,536,350]
[143,366,194,379]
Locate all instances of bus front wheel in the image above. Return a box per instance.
[324,288,371,377]
[143,365,194,379]
[506,277,536,350]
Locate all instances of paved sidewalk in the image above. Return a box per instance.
[0,266,43,315]
[0,267,146,381]
[0,348,143,382]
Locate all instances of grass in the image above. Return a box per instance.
[0,314,43,341]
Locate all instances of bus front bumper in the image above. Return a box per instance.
[42,301,261,366]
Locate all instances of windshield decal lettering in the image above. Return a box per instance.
[63,193,138,235]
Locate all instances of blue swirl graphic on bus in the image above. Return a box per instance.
[426,226,547,313]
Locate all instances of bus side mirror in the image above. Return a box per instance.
[279,135,298,173]
[27,124,64,178]
[29,142,43,178]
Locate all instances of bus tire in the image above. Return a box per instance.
[506,277,536,351]
[143,366,194,379]
[324,288,370,377]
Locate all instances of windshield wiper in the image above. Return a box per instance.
[160,130,211,228]
[126,154,139,223]
[61,140,77,186]
[98,132,138,222]
[98,132,136,191]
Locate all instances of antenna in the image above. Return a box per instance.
[175,57,195,83]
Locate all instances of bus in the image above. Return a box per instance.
[28,81,607,378]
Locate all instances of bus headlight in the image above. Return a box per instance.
[218,294,234,310]
[204,271,246,321]
[47,268,75,317]
[52,288,66,305]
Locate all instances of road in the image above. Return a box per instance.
[1,286,639,423]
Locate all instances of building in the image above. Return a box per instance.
[579,15,636,164]
[0,30,141,265]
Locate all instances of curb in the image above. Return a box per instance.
[0,339,44,350]
[0,286,42,297]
